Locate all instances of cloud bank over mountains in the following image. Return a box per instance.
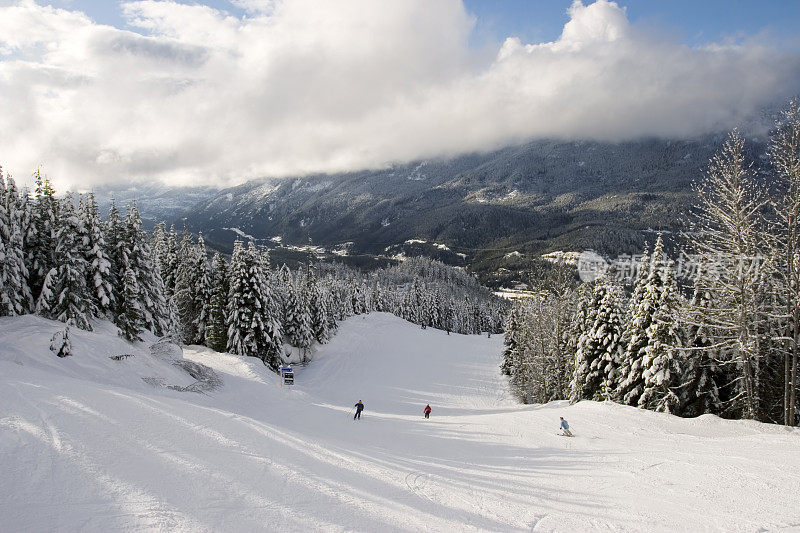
[1,0,798,188]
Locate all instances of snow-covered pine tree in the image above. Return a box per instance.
[550,284,581,401]
[510,295,561,403]
[597,279,626,399]
[406,279,424,324]
[35,267,57,318]
[508,302,535,403]
[455,300,469,334]
[443,304,455,334]
[570,283,597,403]
[461,297,473,334]
[501,303,524,376]
[363,280,374,313]
[193,235,212,344]
[49,325,72,357]
[9,175,32,311]
[373,282,387,312]
[467,299,479,335]
[691,130,769,420]
[417,285,432,328]
[352,282,367,315]
[150,222,178,336]
[572,277,625,402]
[254,243,284,367]
[472,301,484,335]
[638,257,684,414]
[173,233,200,344]
[149,244,171,336]
[152,221,169,289]
[306,266,329,344]
[105,200,126,307]
[79,192,114,317]
[225,240,249,355]
[430,289,443,329]
[399,289,412,323]
[0,170,31,316]
[505,259,579,401]
[680,273,723,417]
[276,263,292,328]
[27,170,59,300]
[123,203,169,336]
[205,252,228,352]
[282,269,304,346]
[162,225,180,298]
[225,241,283,367]
[326,280,344,321]
[547,292,573,400]
[768,99,800,426]
[324,288,338,336]
[341,281,355,318]
[117,267,145,342]
[292,270,314,362]
[0,179,9,315]
[617,241,660,406]
[35,194,92,330]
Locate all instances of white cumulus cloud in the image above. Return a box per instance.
[0,0,798,189]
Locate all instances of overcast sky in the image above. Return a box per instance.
[1,0,799,190]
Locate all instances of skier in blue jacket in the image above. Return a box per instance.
[354,400,364,420]
[560,417,573,437]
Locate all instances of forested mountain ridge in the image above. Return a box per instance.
[0,169,506,368]
[90,182,220,230]
[177,134,769,277]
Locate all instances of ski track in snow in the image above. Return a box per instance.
[2,312,800,532]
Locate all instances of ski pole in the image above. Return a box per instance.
[347,407,354,419]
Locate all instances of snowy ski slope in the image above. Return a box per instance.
[1,312,799,532]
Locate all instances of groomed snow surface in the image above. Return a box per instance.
[1,312,799,532]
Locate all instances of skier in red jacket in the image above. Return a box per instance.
[424,404,432,419]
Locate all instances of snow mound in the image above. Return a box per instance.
[2,312,800,532]
[0,315,216,394]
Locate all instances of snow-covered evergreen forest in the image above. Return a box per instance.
[0,171,505,369]
[503,101,800,426]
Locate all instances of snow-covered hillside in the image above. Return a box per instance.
[2,313,799,532]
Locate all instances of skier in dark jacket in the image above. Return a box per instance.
[424,404,432,419]
[354,400,364,420]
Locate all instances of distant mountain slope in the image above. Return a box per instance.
[88,182,219,229]
[178,135,768,274]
